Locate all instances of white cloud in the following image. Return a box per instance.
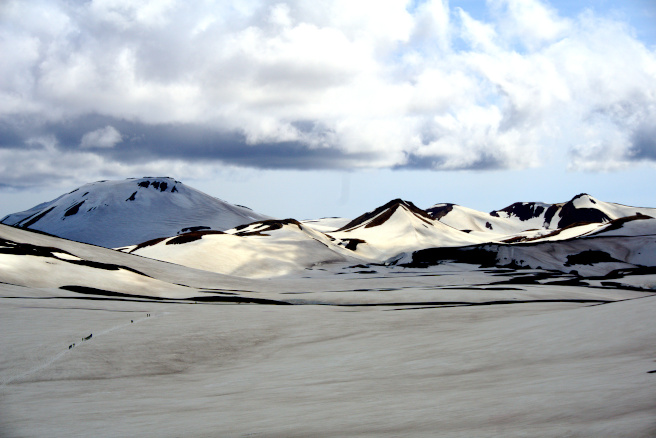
[80,126,123,148]
[0,0,655,181]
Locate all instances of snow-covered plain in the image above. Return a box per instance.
[1,224,656,437]
[1,183,656,436]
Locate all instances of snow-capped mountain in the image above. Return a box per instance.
[427,194,656,236]
[489,193,656,230]
[327,199,487,261]
[0,177,270,248]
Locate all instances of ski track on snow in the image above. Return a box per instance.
[0,311,166,387]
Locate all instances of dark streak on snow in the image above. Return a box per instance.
[166,230,226,245]
[18,206,56,228]
[64,201,85,217]
[60,285,292,305]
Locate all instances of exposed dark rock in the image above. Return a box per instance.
[425,203,454,220]
[178,226,211,235]
[64,201,85,217]
[564,250,621,266]
[557,198,610,228]
[341,238,366,251]
[233,219,303,236]
[402,246,498,269]
[491,202,546,222]
[166,230,226,245]
[126,191,137,201]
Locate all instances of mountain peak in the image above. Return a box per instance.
[1,178,270,247]
[335,199,432,232]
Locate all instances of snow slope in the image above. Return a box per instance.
[1,177,270,248]
[426,203,529,236]
[127,219,364,278]
[402,215,656,277]
[328,199,487,261]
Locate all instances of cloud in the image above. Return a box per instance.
[80,125,123,148]
[0,0,655,189]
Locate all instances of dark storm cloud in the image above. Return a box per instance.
[629,123,656,161]
[32,115,377,170]
[395,151,505,170]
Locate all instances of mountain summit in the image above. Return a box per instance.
[1,177,270,247]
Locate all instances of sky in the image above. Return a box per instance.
[1,0,655,220]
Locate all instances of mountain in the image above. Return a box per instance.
[489,193,656,230]
[426,203,528,236]
[124,218,363,278]
[396,215,656,277]
[327,199,486,261]
[0,177,270,248]
[427,194,656,237]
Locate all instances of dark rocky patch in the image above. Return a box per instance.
[235,204,253,210]
[159,182,168,192]
[126,191,137,201]
[19,206,56,228]
[138,181,150,188]
[425,203,454,220]
[233,219,302,236]
[166,230,226,245]
[130,237,168,252]
[64,201,85,217]
[82,192,89,196]
[485,222,493,230]
[564,250,621,267]
[152,181,160,190]
[402,246,498,269]
[171,185,178,193]
[557,200,610,229]
[491,202,546,222]
[341,238,366,251]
